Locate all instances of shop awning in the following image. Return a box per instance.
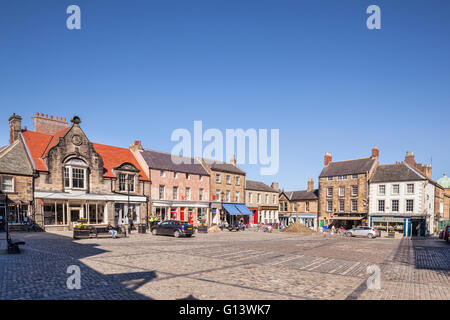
[235,204,253,215]
[222,203,241,215]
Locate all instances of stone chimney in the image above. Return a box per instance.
[307,178,314,192]
[404,151,432,179]
[34,112,68,134]
[9,113,22,145]
[271,182,279,191]
[230,154,236,165]
[130,140,143,152]
[324,152,332,166]
[371,146,379,158]
[404,151,416,167]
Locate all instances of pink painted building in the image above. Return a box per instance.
[130,141,210,224]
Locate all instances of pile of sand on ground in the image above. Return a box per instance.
[208,225,221,233]
[280,222,317,234]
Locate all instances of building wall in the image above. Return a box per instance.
[245,190,278,208]
[0,174,33,203]
[369,181,429,216]
[319,173,370,221]
[207,169,246,203]
[149,168,210,202]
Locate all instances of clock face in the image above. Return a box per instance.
[72,134,83,146]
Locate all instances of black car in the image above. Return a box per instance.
[151,220,195,238]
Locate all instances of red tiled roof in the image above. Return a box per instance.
[22,130,149,181]
[93,143,149,181]
[22,130,53,171]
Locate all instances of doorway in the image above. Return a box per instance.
[411,219,425,236]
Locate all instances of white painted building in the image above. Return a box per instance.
[369,163,435,236]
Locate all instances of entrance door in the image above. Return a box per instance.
[252,210,258,224]
[0,205,5,231]
[180,207,185,221]
[71,209,80,222]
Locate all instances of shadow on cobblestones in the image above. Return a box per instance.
[0,232,157,300]
[411,237,450,271]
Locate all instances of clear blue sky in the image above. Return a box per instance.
[1,0,449,190]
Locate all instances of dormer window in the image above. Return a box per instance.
[64,159,88,190]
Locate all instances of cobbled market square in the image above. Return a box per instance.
[1,230,449,300]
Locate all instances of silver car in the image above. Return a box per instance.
[345,226,378,238]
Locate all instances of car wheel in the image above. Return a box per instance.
[152,229,157,236]
[174,230,181,238]
[346,232,352,237]
[186,234,192,237]
[368,233,374,239]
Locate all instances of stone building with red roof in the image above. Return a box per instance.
[9,113,150,231]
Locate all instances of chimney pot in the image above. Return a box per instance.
[324,152,332,166]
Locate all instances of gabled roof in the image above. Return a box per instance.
[22,130,148,181]
[0,139,34,176]
[203,159,246,175]
[22,130,53,171]
[140,149,209,176]
[371,163,426,183]
[245,180,277,193]
[319,157,376,177]
[284,189,319,201]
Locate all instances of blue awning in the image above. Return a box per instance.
[235,204,253,215]
[222,203,241,215]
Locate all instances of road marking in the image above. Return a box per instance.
[267,255,304,266]
[340,261,361,275]
[216,249,256,258]
[232,251,275,261]
[308,258,335,271]
[298,257,327,270]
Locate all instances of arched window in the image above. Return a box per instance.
[64,158,88,190]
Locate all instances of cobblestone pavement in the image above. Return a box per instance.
[0,230,449,300]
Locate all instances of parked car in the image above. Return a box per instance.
[443,225,450,242]
[345,226,378,238]
[150,220,195,238]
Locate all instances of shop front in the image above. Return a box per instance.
[370,216,428,237]
[222,203,253,226]
[35,191,148,231]
[294,213,317,230]
[329,216,365,229]
[0,196,33,231]
[152,200,210,225]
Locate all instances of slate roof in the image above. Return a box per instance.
[285,189,319,201]
[140,149,209,176]
[203,159,246,175]
[0,140,34,175]
[319,157,376,177]
[371,163,426,183]
[245,180,277,193]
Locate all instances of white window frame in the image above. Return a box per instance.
[338,186,345,197]
[392,184,399,195]
[1,176,14,192]
[327,200,333,212]
[392,199,399,212]
[351,199,357,212]
[235,191,240,202]
[378,200,385,212]
[216,174,221,183]
[327,187,333,197]
[407,184,414,194]
[378,185,386,195]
